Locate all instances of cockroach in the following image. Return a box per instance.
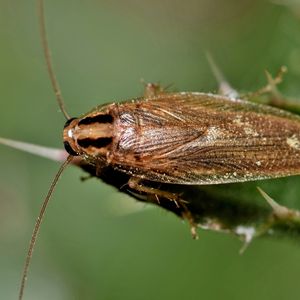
[3,0,300,299]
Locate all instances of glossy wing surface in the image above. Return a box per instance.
[112,92,300,184]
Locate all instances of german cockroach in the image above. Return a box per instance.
[1,0,300,299]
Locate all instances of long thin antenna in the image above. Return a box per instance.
[19,155,73,300]
[37,0,70,120]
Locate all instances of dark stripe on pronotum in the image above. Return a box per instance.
[78,137,113,148]
[78,114,114,126]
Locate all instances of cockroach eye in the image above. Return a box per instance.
[63,117,78,129]
[64,141,79,156]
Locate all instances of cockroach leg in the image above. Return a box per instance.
[154,194,160,204]
[128,177,182,205]
[80,174,93,182]
[142,82,165,97]
[128,177,198,238]
[182,209,199,239]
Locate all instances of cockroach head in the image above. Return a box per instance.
[63,117,80,156]
[63,111,115,158]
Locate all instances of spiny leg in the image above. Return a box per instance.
[128,177,184,207]
[128,177,198,238]
[143,82,163,97]
[140,80,173,98]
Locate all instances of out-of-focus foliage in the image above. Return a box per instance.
[1,0,300,299]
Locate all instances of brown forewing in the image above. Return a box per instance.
[109,92,300,184]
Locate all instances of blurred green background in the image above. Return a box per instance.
[1,0,300,299]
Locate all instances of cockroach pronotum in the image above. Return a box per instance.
[1,0,300,299]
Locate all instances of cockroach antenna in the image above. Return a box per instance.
[18,1,73,299]
[37,0,70,120]
[18,155,73,300]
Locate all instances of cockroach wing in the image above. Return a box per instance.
[111,92,300,184]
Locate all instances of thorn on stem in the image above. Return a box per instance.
[257,186,299,219]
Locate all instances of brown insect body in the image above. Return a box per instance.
[63,92,300,185]
[15,2,300,299]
